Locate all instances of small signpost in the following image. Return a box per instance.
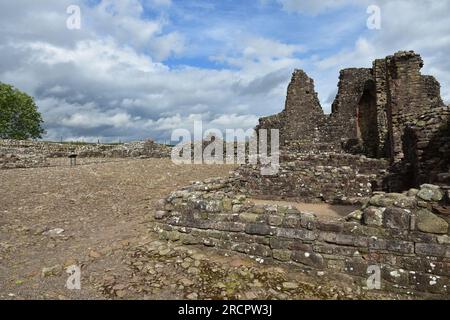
[68,153,77,166]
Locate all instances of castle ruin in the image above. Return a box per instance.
[155,51,450,296]
[254,50,450,195]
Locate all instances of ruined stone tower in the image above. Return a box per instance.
[257,70,324,146]
[256,50,450,189]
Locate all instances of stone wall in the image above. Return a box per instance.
[403,106,450,187]
[0,139,172,169]
[252,51,450,192]
[154,179,450,296]
[256,70,325,146]
[0,151,48,169]
[373,51,447,162]
[327,68,375,152]
[235,152,389,204]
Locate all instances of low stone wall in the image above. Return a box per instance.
[154,179,450,296]
[235,151,390,204]
[0,139,172,169]
[94,140,172,159]
[0,152,48,169]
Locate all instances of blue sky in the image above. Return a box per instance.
[0,0,449,142]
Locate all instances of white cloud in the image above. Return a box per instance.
[210,114,259,129]
[1,0,449,144]
[211,34,305,70]
[24,39,165,73]
[62,112,133,129]
[309,0,450,105]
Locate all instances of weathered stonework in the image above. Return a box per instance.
[254,51,450,197]
[0,151,48,169]
[402,108,450,187]
[154,50,450,296]
[257,70,324,145]
[235,152,389,204]
[0,139,172,169]
[154,178,450,296]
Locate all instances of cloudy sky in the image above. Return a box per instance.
[0,0,449,143]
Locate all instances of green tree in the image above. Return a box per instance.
[0,83,45,140]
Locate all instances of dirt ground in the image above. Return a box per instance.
[0,159,421,300]
[251,199,358,220]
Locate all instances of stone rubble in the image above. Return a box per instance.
[95,239,415,300]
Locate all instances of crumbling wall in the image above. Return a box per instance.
[257,70,325,147]
[252,51,449,192]
[403,106,450,186]
[0,139,172,169]
[0,151,48,169]
[327,68,375,151]
[154,179,450,296]
[373,51,446,163]
[235,152,389,204]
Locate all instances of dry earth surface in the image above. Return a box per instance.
[0,159,419,300]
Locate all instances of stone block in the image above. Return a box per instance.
[317,221,344,233]
[245,223,275,236]
[268,215,283,226]
[300,213,316,230]
[214,222,246,232]
[318,232,337,243]
[232,243,271,257]
[282,214,300,228]
[381,266,409,287]
[437,235,450,244]
[363,207,384,227]
[269,238,292,249]
[415,243,447,257]
[251,206,266,214]
[416,209,448,234]
[276,228,316,241]
[399,257,450,277]
[408,231,437,243]
[386,240,414,254]
[291,250,325,268]
[345,210,363,222]
[180,233,200,245]
[273,249,292,262]
[240,213,260,223]
[314,243,361,257]
[383,207,410,230]
[222,198,232,212]
[368,237,388,250]
[167,231,181,241]
[333,234,356,247]
[417,186,443,202]
[343,259,369,277]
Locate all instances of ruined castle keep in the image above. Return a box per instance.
[254,51,450,195]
